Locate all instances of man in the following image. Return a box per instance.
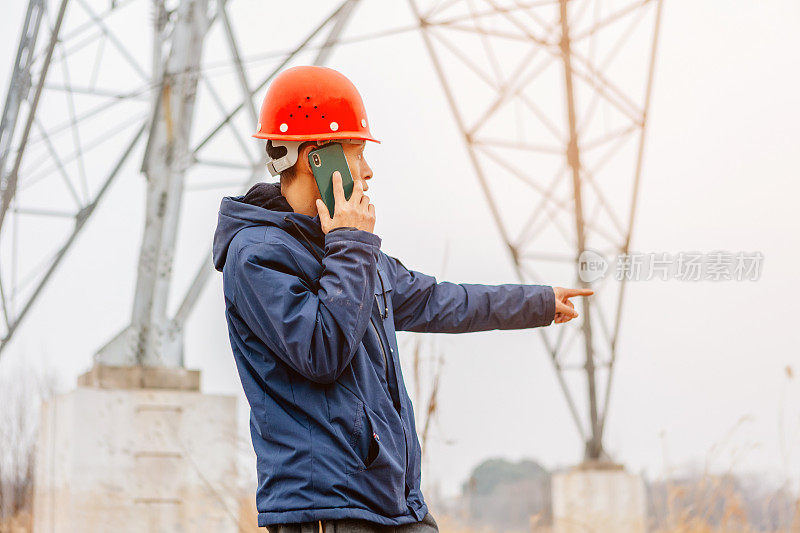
[212,66,592,532]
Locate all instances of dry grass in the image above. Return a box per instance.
[0,511,31,533]
[649,474,799,533]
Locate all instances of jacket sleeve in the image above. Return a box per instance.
[233,229,381,384]
[386,255,555,333]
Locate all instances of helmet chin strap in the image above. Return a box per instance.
[266,138,365,177]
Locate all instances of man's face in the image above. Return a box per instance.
[340,141,372,192]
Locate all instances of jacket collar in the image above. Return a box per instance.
[212,181,325,270]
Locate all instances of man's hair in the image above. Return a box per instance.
[266,140,316,187]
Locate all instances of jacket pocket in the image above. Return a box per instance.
[351,403,390,471]
[346,402,406,516]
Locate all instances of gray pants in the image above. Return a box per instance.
[266,512,438,533]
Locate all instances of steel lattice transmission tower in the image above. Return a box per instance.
[0,0,361,364]
[408,0,663,461]
[1,0,661,463]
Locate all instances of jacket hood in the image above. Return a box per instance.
[212,181,325,271]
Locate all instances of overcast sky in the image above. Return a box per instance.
[1,0,798,499]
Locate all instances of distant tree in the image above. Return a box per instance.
[462,458,551,531]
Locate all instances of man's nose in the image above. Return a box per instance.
[362,168,372,191]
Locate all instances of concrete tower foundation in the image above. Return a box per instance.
[552,464,647,533]
[33,365,239,533]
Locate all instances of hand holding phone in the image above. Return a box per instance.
[309,143,354,217]
[315,171,375,234]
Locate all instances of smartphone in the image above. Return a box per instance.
[308,143,354,219]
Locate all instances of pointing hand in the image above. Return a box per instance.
[552,287,594,324]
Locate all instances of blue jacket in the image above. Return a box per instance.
[212,184,555,527]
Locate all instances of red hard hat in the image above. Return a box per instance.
[253,65,380,144]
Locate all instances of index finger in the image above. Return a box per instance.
[562,288,594,298]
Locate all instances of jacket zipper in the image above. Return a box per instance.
[369,318,390,386]
[369,313,410,501]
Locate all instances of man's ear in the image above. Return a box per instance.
[296,142,319,176]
